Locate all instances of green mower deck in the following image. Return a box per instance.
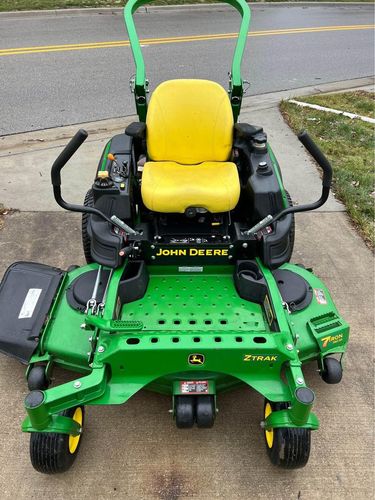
[22,261,348,437]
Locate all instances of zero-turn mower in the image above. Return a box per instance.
[0,0,349,473]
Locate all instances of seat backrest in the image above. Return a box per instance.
[146,79,234,165]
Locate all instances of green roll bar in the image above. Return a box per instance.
[124,0,251,122]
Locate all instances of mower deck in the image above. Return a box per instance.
[18,259,348,438]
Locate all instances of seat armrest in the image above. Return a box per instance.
[125,122,146,139]
[234,123,263,140]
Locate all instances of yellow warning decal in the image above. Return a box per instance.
[263,295,274,326]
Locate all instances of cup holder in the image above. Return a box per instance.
[118,261,149,304]
[239,270,258,280]
[234,260,268,304]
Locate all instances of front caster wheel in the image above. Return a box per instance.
[320,356,343,384]
[30,406,84,474]
[264,400,311,469]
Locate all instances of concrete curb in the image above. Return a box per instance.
[241,76,375,111]
[0,2,373,19]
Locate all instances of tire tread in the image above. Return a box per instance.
[264,400,311,469]
[82,189,94,264]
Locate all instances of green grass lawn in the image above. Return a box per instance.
[0,0,213,11]
[280,91,374,247]
[0,0,372,12]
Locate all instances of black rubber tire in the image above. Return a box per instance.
[285,190,295,259]
[264,400,311,469]
[30,406,84,474]
[196,395,215,428]
[82,189,94,264]
[175,396,195,429]
[66,265,79,273]
[27,365,49,391]
[321,356,343,384]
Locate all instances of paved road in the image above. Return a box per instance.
[0,3,374,135]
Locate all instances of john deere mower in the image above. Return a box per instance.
[0,0,349,473]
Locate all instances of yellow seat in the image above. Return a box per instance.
[141,79,240,213]
[142,161,240,213]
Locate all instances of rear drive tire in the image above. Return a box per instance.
[285,190,295,259]
[82,189,94,264]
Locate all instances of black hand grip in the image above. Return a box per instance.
[298,130,333,188]
[51,129,88,186]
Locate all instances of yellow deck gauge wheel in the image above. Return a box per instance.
[264,402,274,448]
[69,407,83,454]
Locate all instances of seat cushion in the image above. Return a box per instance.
[141,161,240,213]
[146,79,234,164]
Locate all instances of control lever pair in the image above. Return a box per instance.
[107,153,128,180]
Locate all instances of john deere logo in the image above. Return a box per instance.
[188,354,205,365]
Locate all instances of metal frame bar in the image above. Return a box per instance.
[22,356,319,435]
[124,0,251,121]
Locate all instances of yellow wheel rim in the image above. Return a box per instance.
[68,407,83,454]
[264,402,274,448]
